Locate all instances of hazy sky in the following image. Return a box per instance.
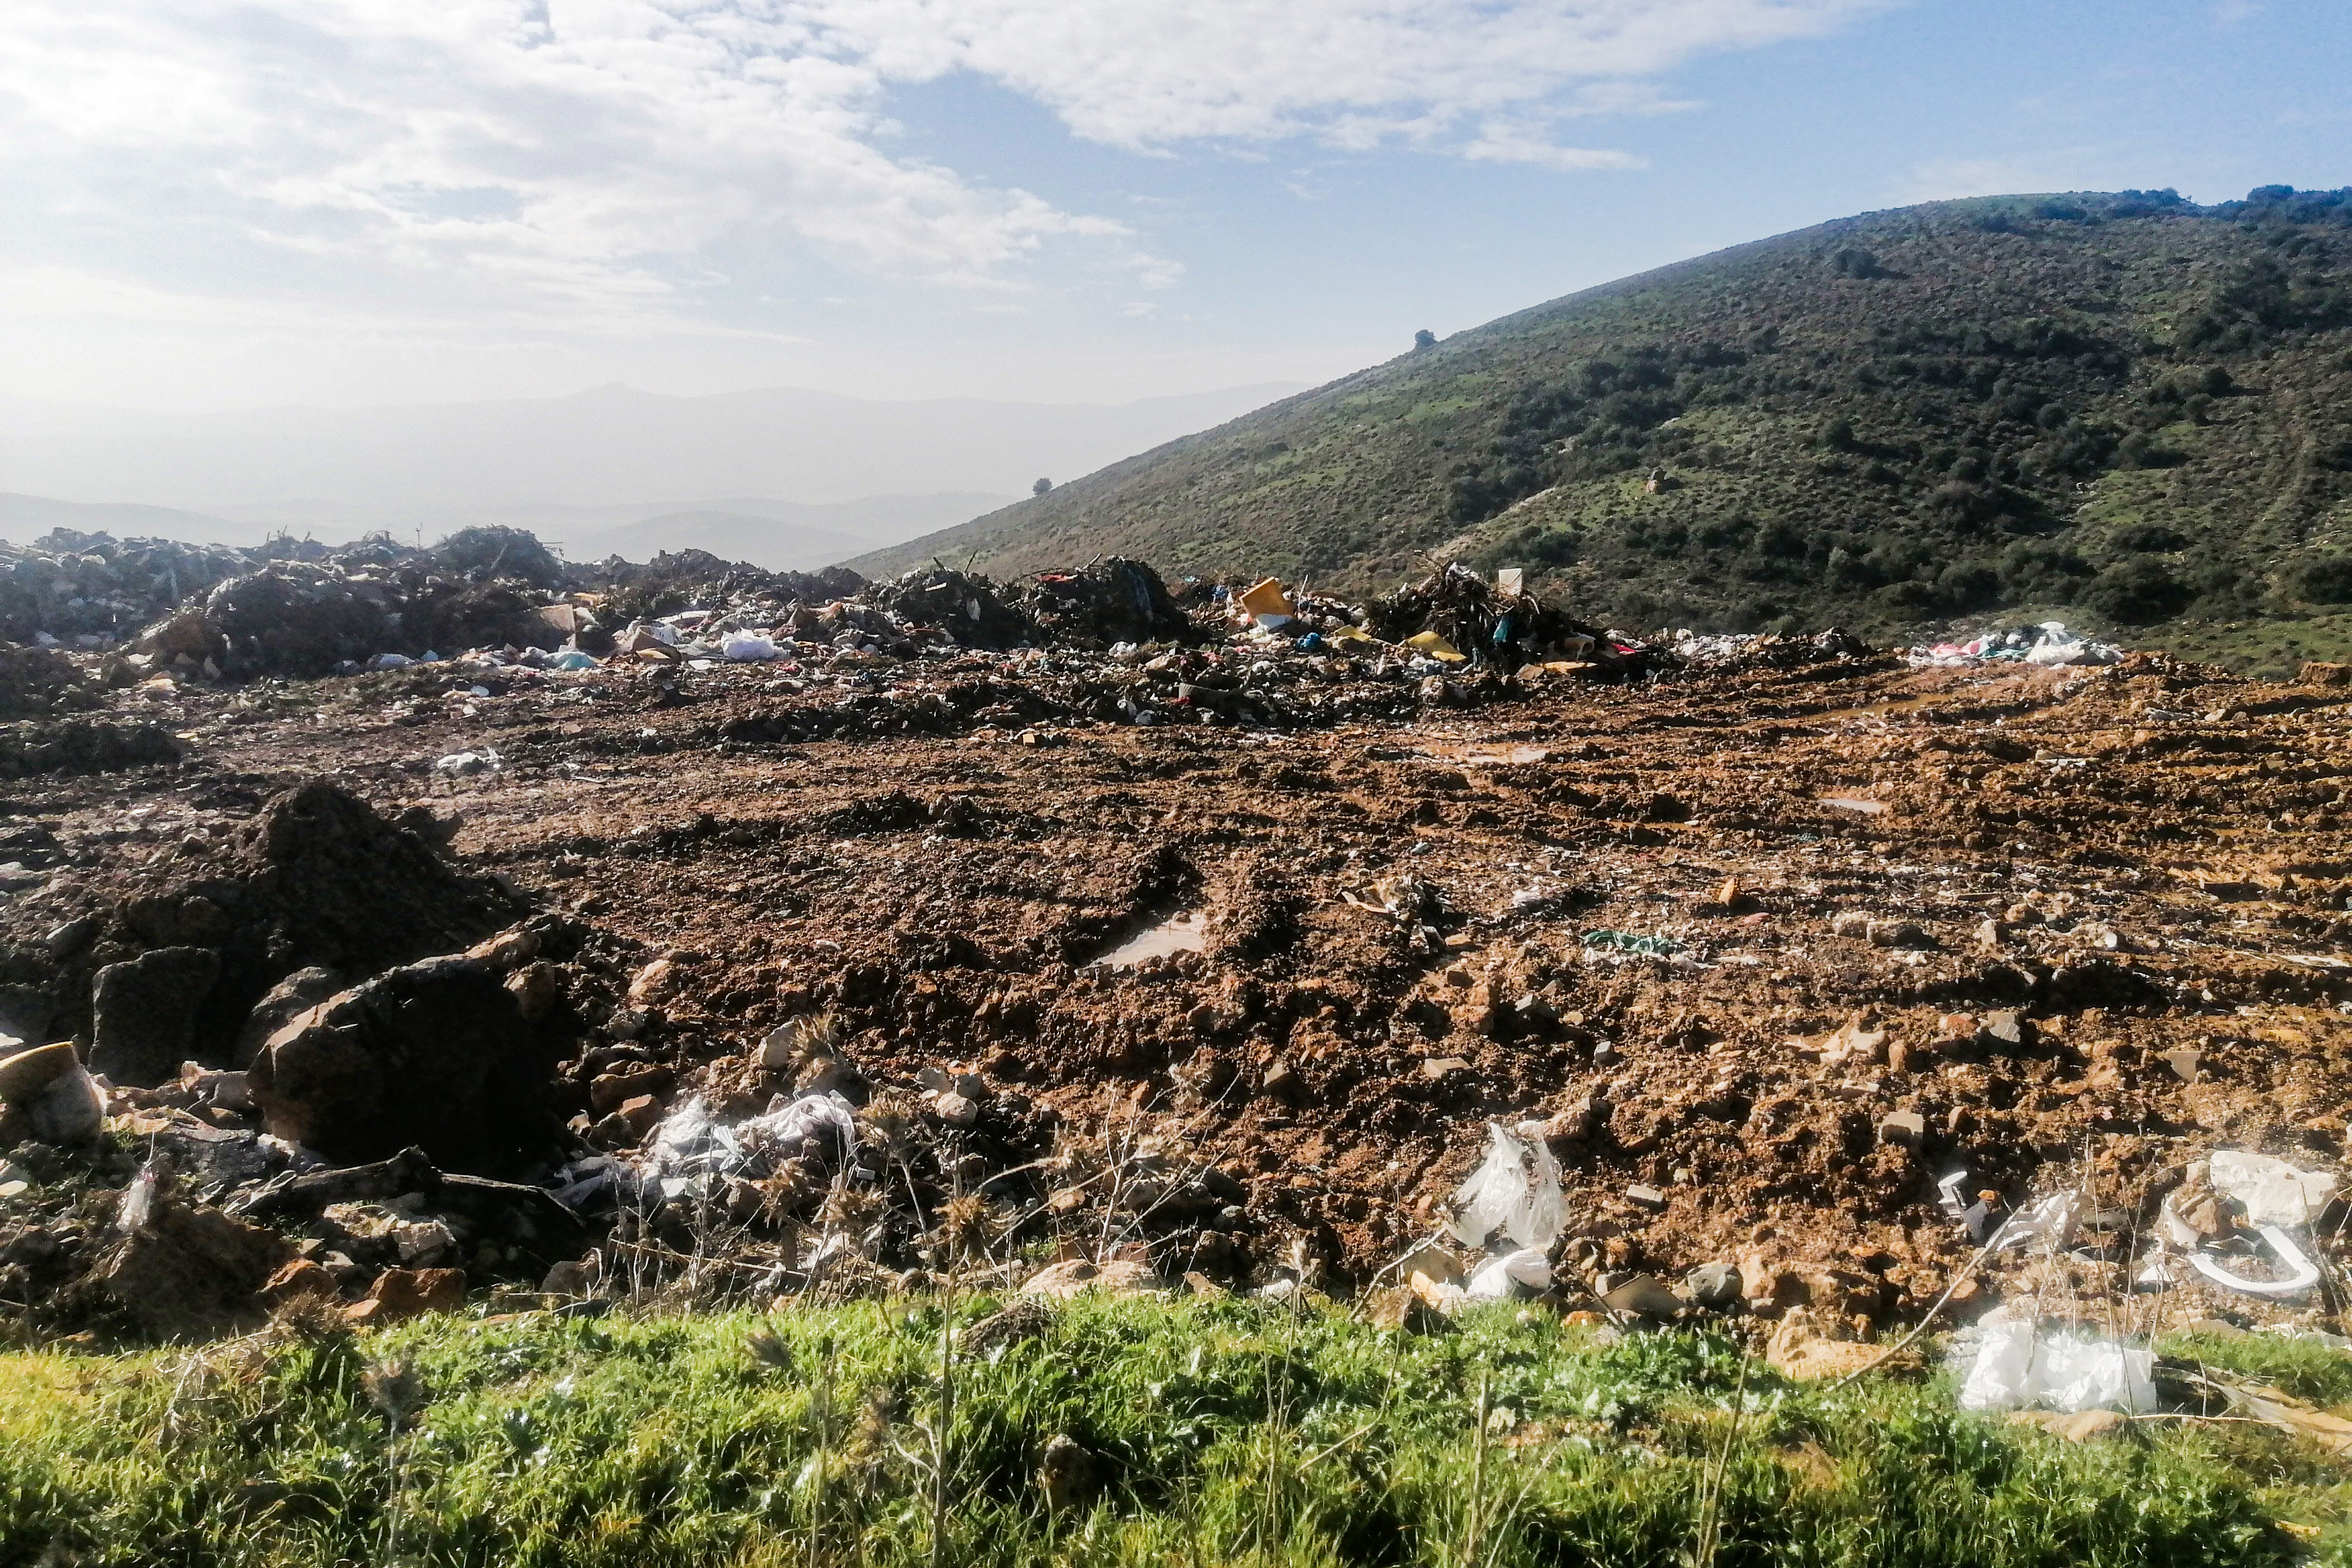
[3,0,2345,414]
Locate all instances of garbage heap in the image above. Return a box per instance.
[863,566,1033,650]
[0,776,1257,1339]
[0,532,255,647]
[1015,558,1192,648]
[1363,563,1643,674]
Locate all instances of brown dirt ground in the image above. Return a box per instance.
[6,647,2351,1329]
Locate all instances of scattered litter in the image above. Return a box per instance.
[1908,622,2121,670]
[2190,1226,2322,1298]
[1955,1318,2156,1413]
[433,749,502,777]
[1448,1121,1566,1251]
[1580,929,1684,958]
[2207,1150,2336,1227]
[1465,1248,1551,1300]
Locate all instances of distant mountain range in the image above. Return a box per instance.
[0,489,1017,573]
[0,380,1304,532]
[853,187,2352,673]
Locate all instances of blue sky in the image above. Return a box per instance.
[2,0,2345,414]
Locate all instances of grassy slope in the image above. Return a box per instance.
[853,189,2352,674]
[8,1297,2351,1567]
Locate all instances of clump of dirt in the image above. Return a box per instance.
[22,780,524,1065]
[0,646,94,719]
[0,721,179,779]
[217,779,525,974]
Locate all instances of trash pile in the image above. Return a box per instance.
[1017,557,1192,648]
[1,522,1937,746]
[1907,622,2122,669]
[1363,563,1646,674]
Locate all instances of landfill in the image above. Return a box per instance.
[0,524,2349,1395]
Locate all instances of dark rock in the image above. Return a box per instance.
[232,965,340,1068]
[90,946,222,1087]
[97,1199,295,1338]
[248,954,561,1171]
[1684,1261,1744,1311]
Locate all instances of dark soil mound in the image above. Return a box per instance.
[216,779,524,976]
[0,721,179,779]
[0,646,90,719]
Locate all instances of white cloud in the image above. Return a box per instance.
[1897,155,2076,204]
[0,0,1889,402]
[1461,125,1647,172]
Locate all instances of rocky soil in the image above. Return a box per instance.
[4,634,2351,1344]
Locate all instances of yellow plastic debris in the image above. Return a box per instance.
[1236,578,1293,617]
[1405,631,1466,663]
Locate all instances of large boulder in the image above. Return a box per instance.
[248,954,560,1171]
[90,946,222,1086]
[97,1199,296,1339]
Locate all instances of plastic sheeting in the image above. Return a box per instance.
[638,1092,859,1202]
[1449,1121,1566,1251]
[2208,1150,2337,1228]
[1956,1319,2156,1413]
[1465,1248,1552,1300]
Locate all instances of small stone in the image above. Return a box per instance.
[1878,1111,1926,1149]
[934,1090,980,1126]
[1626,1184,1669,1211]
[1261,1058,1299,1095]
[1420,1056,1471,1080]
[1684,1261,1743,1311]
[2160,1047,2201,1082]
[260,1258,341,1307]
[1978,1011,2028,1049]
[346,1266,467,1325]
[1867,920,1932,949]
[590,1064,672,1116]
[1830,911,1871,939]
[1975,919,2005,950]
[505,962,560,1023]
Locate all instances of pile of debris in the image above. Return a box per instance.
[1016,558,1192,648]
[1364,563,1645,674]
[1908,622,2122,669]
[865,566,1033,650]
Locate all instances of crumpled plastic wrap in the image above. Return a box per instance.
[2208,1150,2336,1228]
[1955,1318,2155,1413]
[1449,1121,1566,1251]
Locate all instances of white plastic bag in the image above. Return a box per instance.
[2209,1150,2336,1227]
[1465,1248,1552,1300]
[2035,1338,2157,1413]
[1956,1319,2155,1413]
[722,634,781,662]
[1957,1319,2040,1410]
[1449,1122,1566,1250]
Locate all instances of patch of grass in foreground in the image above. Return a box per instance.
[0,1296,2330,1567]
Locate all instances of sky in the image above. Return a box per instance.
[2,0,2346,415]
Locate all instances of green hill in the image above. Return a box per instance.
[851,187,2352,670]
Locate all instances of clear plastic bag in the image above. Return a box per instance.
[1449,1122,1566,1250]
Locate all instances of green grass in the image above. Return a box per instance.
[8,1297,2349,1567]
